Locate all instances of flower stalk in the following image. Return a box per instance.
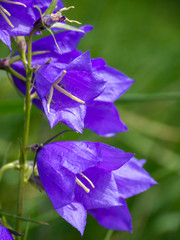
[16,30,34,239]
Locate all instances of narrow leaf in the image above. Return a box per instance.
[52,22,85,33]
[44,0,58,15]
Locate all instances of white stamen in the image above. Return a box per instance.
[79,173,95,188]
[0,8,14,27]
[0,0,26,8]
[76,177,90,193]
[54,84,85,104]
[47,86,54,113]
[0,5,11,16]
[55,70,67,85]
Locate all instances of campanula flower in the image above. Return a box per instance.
[36,141,156,235]
[11,25,133,135]
[35,50,106,133]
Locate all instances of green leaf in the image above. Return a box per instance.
[44,0,58,15]
[51,22,85,33]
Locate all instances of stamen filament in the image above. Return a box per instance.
[54,84,85,104]
[0,5,11,16]
[76,177,90,193]
[0,9,14,27]
[0,0,26,8]
[55,70,67,85]
[47,86,54,113]
[80,173,95,188]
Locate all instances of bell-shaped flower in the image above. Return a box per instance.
[36,141,156,235]
[35,51,106,133]
[11,25,133,136]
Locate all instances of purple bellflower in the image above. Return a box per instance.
[36,141,156,235]
[0,225,13,240]
[0,0,63,49]
[35,50,106,133]
[11,26,133,136]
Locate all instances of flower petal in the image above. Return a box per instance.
[89,199,132,232]
[0,30,11,50]
[85,101,128,137]
[92,58,134,102]
[64,51,106,102]
[38,142,102,174]
[75,167,121,209]
[42,96,86,133]
[0,226,13,240]
[32,25,93,54]
[56,202,87,236]
[113,157,157,199]
[37,147,76,208]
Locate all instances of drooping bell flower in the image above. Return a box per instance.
[36,141,156,235]
[35,50,106,133]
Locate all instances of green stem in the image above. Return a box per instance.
[27,30,34,68]
[118,93,180,102]
[16,30,34,239]
[0,161,19,180]
[6,67,26,81]
[104,230,114,240]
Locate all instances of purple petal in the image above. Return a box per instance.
[0,226,13,240]
[31,49,81,66]
[42,96,86,133]
[63,51,106,101]
[96,143,134,171]
[92,58,134,102]
[89,200,132,232]
[113,157,157,199]
[37,147,76,208]
[85,101,128,137]
[56,202,87,236]
[38,142,102,174]
[35,52,106,101]
[75,168,122,209]
[32,25,93,54]
[0,2,34,36]
[0,30,11,50]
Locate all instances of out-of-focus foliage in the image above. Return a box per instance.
[0,0,180,239]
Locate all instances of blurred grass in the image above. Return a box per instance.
[0,0,180,239]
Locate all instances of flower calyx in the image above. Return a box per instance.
[33,6,81,31]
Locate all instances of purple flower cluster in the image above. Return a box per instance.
[12,25,133,136]
[0,0,157,236]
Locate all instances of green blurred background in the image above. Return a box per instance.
[0,0,180,239]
